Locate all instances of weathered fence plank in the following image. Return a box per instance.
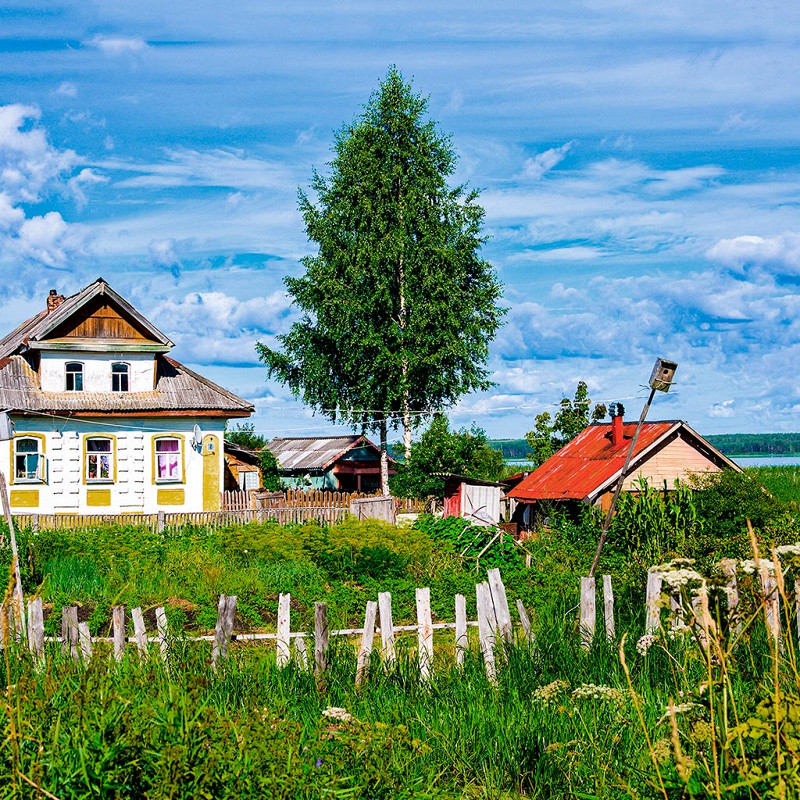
[475,582,497,683]
[579,576,595,650]
[211,595,237,668]
[62,606,79,661]
[27,597,44,660]
[645,571,662,635]
[515,598,534,646]
[113,606,126,661]
[294,634,308,670]
[378,591,396,663]
[131,607,148,658]
[276,593,291,668]
[487,568,513,645]
[78,621,93,661]
[455,594,468,666]
[356,600,377,686]
[760,568,780,647]
[416,587,434,682]
[603,574,615,641]
[155,607,170,665]
[314,602,329,678]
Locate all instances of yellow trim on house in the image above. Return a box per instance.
[151,433,186,485]
[10,489,39,508]
[9,432,46,485]
[82,433,118,484]
[157,487,185,506]
[86,488,112,507]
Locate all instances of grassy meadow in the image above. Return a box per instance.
[1,465,800,798]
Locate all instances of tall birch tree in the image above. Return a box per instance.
[257,67,504,493]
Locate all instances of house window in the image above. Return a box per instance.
[155,437,182,482]
[14,437,45,482]
[85,437,113,482]
[65,362,83,391]
[238,469,258,491]
[111,362,129,392]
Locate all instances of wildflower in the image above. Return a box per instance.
[636,634,658,656]
[322,706,353,723]
[532,679,569,706]
[739,558,775,575]
[571,684,627,706]
[657,701,699,724]
[651,738,671,765]
[315,757,322,769]
[691,720,714,742]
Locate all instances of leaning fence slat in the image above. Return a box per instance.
[455,594,468,666]
[760,567,780,647]
[112,606,126,661]
[62,606,79,661]
[475,583,497,683]
[27,597,44,660]
[603,574,615,641]
[155,607,170,665]
[579,576,596,650]
[212,595,237,668]
[356,600,377,686]
[416,587,434,682]
[378,591,395,663]
[314,602,329,678]
[131,607,148,659]
[276,593,291,668]
[294,635,308,670]
[486,568,513,645]
[515,598,534,646]
[78,621,93,661]
[645,571,662,635]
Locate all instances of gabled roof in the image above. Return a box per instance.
[507,420,740,503]
[0,278,173,358]
[267,435,390,471]
[0,354,254,415]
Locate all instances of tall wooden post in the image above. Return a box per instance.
[0,472,26,640]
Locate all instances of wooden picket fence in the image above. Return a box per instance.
[5,569,533,685]
[221,489,426,514]
[12,507,350,532]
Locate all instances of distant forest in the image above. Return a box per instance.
[489,433,800,459]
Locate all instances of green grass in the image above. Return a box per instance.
[747,464,800,505]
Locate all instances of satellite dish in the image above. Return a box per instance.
[191,424,202,450]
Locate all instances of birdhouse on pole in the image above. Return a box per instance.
[648,358,678,392]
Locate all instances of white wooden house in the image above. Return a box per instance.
[0,278,253,514]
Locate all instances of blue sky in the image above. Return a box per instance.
[1,1,800,439]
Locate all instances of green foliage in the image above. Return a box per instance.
[257,447,283,492]
[389,414,506,498]
[224,421,267,450]
[256,67,505,453]
[525,381,607,466]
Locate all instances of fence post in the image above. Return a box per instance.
[603,574,615,641]
[211,595,237,669]
[61,606,79,661]
[356,600,377,686]
[475,582,497,683]
[579,577,595,650]
[112,606,126,661]
[294,635,308,670]
[157,510,166,533]
[78,621,93,661]
[760,567,780,648]
[416,587,434,682]
[155,607,170,665]
[27,597,44,661]
[31,514,39,533]
[720,559,741,638]
[131,607,149,659]
[455,594,468,666]
[378,591,395,664]
[314,602,329,679]
[276,593,291,668]
[645,571,662,635]
[486,568,513,646]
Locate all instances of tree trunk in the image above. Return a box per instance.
[379,416,390,496]
[402,374,412,461]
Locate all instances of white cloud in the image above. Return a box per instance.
[522,140,574,180]
[15,212,86,268]
[85,35,149,56]
[707,400,735,418]
[148,238,184,279]
[68,168,108,208]
[56,82,78,98]
[706,232,800,276]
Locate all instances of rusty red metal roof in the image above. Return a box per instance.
[507,421,681,502]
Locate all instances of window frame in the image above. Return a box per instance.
[83,435,116,484]
[152,434,185,484]
[10,434,46,484]
[65,361,84,392]
[111,362,130,393]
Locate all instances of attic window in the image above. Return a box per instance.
[111,362,129,392]
[65,362,83,392]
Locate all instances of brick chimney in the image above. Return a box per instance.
[609,402,625,447]
[47,289,65,313]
